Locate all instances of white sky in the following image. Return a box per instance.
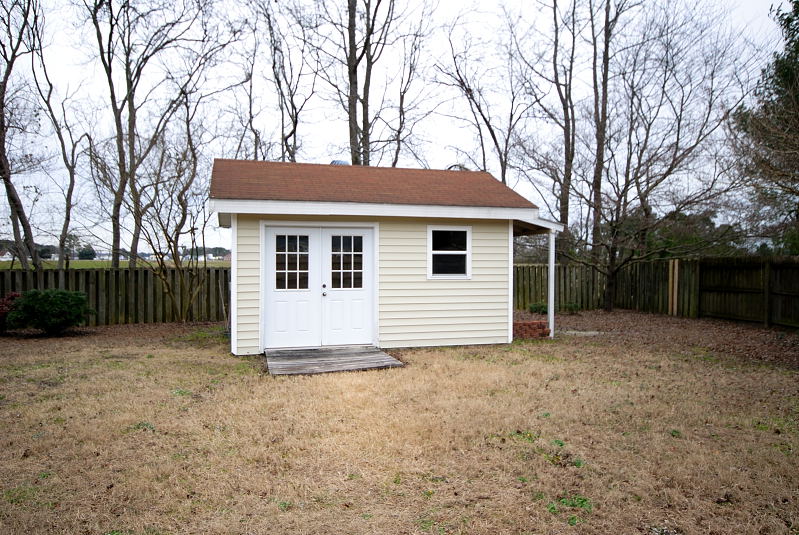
[0,0,786,251]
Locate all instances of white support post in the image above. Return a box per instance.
[547,230,556,338]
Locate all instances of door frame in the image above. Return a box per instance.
[259,220,380,350]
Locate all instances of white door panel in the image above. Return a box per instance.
[264,227,322,348]
[322,229,373,346]
[264,225,374,349]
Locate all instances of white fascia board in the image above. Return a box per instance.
[519,216,565,232]
[209,198,542,226]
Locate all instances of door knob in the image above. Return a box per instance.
[322,283,327,288]
[322,292,327,296]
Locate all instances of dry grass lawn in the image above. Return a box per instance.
[1,312,797,534]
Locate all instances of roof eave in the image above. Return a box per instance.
[209,198,562,234]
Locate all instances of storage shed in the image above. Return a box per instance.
[209,159,563,356]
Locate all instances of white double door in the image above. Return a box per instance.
[264,226,373,348]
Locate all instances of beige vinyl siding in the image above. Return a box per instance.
[231,214,510,354]
[378,218,509,348]
[234,216,262,355]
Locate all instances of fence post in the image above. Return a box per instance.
[763,259,771,327]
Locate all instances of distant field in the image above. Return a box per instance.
[0,260,230,270]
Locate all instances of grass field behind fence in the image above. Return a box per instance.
[0,260,231,270]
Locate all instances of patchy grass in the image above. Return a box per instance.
[0,316,797,534]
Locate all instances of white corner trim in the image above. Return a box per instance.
[426,225,472,280]
[210,198,549,226]
[508,219,514,343]
[548,229,556,338]
[258,221,266,353]
[230,214,238,355]
[373,222,380,347]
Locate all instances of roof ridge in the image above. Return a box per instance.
[211,158,493,176]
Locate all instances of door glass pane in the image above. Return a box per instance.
[275,234,309,291]
[330,234,364,290]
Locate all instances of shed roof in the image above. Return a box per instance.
[210,159,537,209]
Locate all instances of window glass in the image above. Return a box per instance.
[430,228,469,277]
[275,234,309,290]
[432,230,467,251]
[330,234,363,289]
[432,254,467,275]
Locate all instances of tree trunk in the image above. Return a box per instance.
[56,172,76,271]
[603,244,618,312]
[346,0,360,165]
[590,0,612,259]
[9,209,30,270]
[603,268,616,312]
[2,178,41,273]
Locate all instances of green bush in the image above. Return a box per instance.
[0,292,20,333]
[7,289,93,335]
[529,302,547,314]
[563,302,580,315]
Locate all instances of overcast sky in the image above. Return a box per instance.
[0,0,787,251]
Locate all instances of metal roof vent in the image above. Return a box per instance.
[330,159,350,165]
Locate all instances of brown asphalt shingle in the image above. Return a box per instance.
[210,159,537,209]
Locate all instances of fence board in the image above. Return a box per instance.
[0,267,230,326]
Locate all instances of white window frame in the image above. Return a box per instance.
[427,225,472,280]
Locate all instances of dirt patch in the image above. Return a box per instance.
[0,316,797,534]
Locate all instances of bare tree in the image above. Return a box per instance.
[31,26,89,272]
[81,0,234,268]
[0,0,43,273]
[510,0,581,257]
[436,26,532,184]
[138,95,212,321]
[575,0,749,309]
[304,0,431,166]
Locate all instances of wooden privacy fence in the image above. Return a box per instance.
[515,258,799,329]
[513,264,606,311]
[0,267,230,326]
[613,257,799,328]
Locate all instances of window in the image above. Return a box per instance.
[275,234,309,290]
[428,226,471,279]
